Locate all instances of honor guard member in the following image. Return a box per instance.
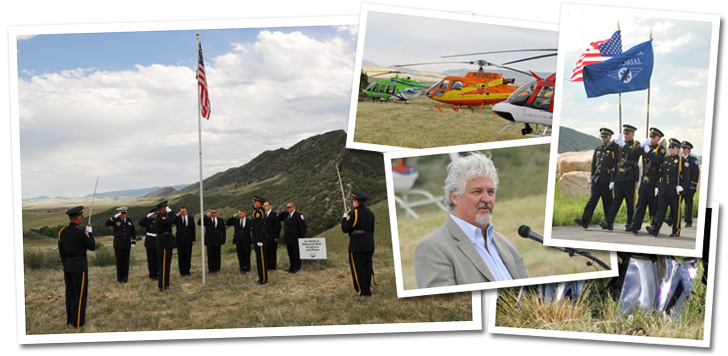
[629,127,667,234]
[198,208,226,273]
[105,207,136,283]
[138,208,159,280]
[226,208,252,274]
[279,201,307,274]
[263,201,281,270]
[154,200,176,291]
[174,207,196,276]
[251,196,268,284]
[601,124,644,231]
[646,139,691,237]
[342,190,376,297]
[574,128,618,229]
[681,141,700,227]
[58,206,96,328]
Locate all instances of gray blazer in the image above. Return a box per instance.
[414,216,528,288]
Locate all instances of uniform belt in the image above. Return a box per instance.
[351,230,368,235]
[146,233,157,237]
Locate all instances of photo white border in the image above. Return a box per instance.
[488,201,718,348]
[385,137,617,298]
[9,16,482,345]
[543,4,720,257]
[345,3,558,152]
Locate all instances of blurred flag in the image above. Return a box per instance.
[583,40,654,98]
[197,38,211,120]
[569,31,622,82]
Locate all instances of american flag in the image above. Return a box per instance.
[197,38,211,120]
[569,31,622,82]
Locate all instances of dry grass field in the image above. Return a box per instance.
[352,96,548,148]
[21,201,473,335]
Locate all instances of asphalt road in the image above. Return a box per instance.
[552,221,697,249]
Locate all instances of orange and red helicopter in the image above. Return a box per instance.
[397,49,556,136]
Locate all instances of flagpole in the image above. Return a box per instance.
[197,33,207,288]
[617,22,622,130]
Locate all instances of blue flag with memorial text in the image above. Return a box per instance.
[583,40,653,98]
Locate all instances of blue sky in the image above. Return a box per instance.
[15,24,358,198]
[556,7,717,157]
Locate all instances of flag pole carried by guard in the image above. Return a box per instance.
[196,33,211,287]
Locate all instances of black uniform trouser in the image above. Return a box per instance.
[254,241,268,283]
[607,180,637,225]
[651,193,682,235]
[286,238,301,272]
[158,247,174,290]
[114,248,130,282]
[64,270,89,328]
[581,182,612,223]
[177,241,193,276]
[683,190,696,224]
[265,239,277,270]
[631,181,657,231]
[145,247,158,279]
[235,243,252,272]
[207,245,221,273]
[349,251,374,296]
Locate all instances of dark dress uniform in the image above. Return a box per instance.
[138,212,158,280]
[279,208,307,273]
[263,209,281,270]
[174,214,196,276]
[104,211,136,283]
[682,149,699,227]
[155,206,176,291]
[647,145,691,237]
[603,129,643,230]
[630,130,667,234]
[251,203,268,283]
[576,131,617,228]
[198,215,226,273]
[58,206,96,328]
[342,191,375,297]
[226,215,252,273]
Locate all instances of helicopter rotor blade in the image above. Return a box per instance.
[442,48,557,58]
[394,61,475,68]
[503,53,557,65]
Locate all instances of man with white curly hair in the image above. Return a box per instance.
[414,151,528,288]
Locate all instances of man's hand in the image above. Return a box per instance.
[655,187,659,196]
[257,242,263,247]
[343,213,348,218]
[609,182,614,190]
[677,186,684,194]
[114,213,121,218]
[86,225,93,233]
[166,206,172,213]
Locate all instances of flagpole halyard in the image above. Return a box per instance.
[197,33,207,287]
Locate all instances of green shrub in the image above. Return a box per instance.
[91,245,116,267]
[24,249,62,270]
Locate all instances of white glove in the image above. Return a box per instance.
[257,242,263,247]
[617,135,626,147]
[643,144,651,153]
[131,243,136,248]
[343,213,348,218]
[147,213,153,218]
[609,182,614,190]
[166,206,172,213]
[86,225,93,233]
[587,177,592,184]
[641,140,650,148]
[114,213,121,218]
[677,186,684,194]
[655,187,659,196]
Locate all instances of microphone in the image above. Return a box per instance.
[518,225,544,244]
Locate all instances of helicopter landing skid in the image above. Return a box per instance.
[435,103,485,114]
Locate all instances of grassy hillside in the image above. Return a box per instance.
[23,200,473,334]
[557,126,601,153]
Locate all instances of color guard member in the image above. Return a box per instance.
[58,206,96,328]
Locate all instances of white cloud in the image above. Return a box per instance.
[654,32,693,54]
[19,30,355,198]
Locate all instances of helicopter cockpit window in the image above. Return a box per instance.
[438,80,450,90]
[531,85,554,110]
[450,81,463,90]
[365,83,375,91]
[387,85,395,94]
[507,81,537,107]
[373,84,380,92]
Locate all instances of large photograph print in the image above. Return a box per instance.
[10,17,479,344]
[545,4,719,257]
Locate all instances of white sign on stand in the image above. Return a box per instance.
[299,238,327,259]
